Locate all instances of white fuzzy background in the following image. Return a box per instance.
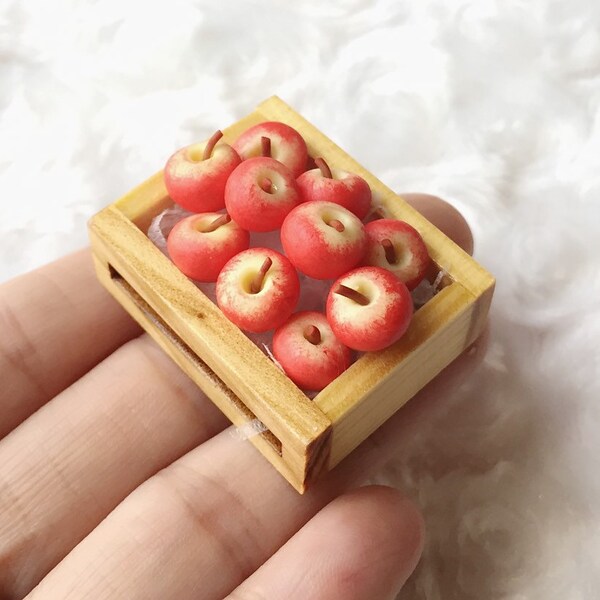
[2,0,600,598]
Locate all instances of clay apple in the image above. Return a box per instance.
[164,131,241,213]
[280,201,367,280]
[296,157,372,220]
[224,157,301,232]
[167,212,249,282]
[363,219,430,290]
[232,121,308,177]
[216,248,300,333]
[326,266,413,352]
[273,311,352,391]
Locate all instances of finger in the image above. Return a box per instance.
[0,249,140,438]
[228,486,423,600]
[0,334,228,598]
[29,297,486,600]
[401,193,475,256]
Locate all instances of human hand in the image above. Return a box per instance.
[0,194,479,599]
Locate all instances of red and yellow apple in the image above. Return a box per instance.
[167,212,249,282]
[273,311,352,391]
[326,266,413,351]
[225,157,301,232]
[296,157,372,220]
[363,219,430,290]
[281,201,367,280]
[216,248,300,333]
[233,121,308,178]
[164,130,241,213]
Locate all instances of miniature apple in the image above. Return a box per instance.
[296,157,372,220]
[167,212,249,282]
[224,157,301,232]
[363,219,430,290]
[164,130,241,213]
[216,248,300,333]
[232,121,308,177]
[273,311,352,391]
[280,201,367,280]
[326,266,413,352]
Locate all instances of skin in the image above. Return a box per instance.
[0,194,482,600]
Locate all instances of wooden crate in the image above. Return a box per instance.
[88,96,495,493]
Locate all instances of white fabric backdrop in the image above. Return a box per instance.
[2,1,599,598]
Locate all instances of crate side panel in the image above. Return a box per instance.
[466,278,495,346]
[315,284,472,418]
[316,284,485,467]
[91,252,312,493]
[113,171,173,231]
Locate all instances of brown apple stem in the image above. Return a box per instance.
[259,177,274,193]
[328,219,345,232]
[303,325,321,345]
[334,284,370,306]
[250,257,273,294]
[203,130,224,160]
[261,136,271,157]
[202,213,231,233]
[381,238,398,264]
[371,208,385,220]
[315,157,333,179]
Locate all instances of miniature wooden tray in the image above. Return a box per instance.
[88,96,495,493]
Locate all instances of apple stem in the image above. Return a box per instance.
[371,208,385,220]
[328,219,345,232]
[203,130,223,160]
[261,136,271,157]
[202,213,231,233]
[334,284,370,306]
[250,257,273,294]
[382,238,398,264]
[303,325,321,345]
[259,177,274,193]
[315,157,333,179]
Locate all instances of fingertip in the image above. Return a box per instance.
[400,193,475,256]
[348,485,425,585]
[319,485,424,597]
[228,483,424,600]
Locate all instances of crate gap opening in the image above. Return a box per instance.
[107,262,283,457]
